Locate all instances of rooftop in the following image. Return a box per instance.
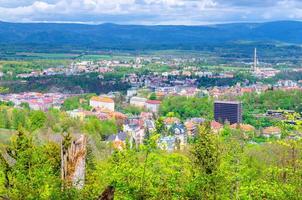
[146,100,161,105]
[91,96,114,103]
[214,100,242,105]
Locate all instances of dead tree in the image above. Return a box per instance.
[61,134,87,189]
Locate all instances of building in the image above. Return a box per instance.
[130,96,147,108]
[214,101,242,124]
[262,126,282,139]
[127,88,138,97]
[145,100,161,113]
[89,96,115,111]
[107,132,128,150]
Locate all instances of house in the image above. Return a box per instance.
[127,88,138,97]
[230,124,255,132]
[145,119,155,132]
[90,96,115,112]
[123,121,145,149]
[262,126,282,139]
[211,121,223,133]
[107,132,128,150]
[158,136,176,152]
[130,97,147,108]
[140,112,154,120]
[67,109,86,120]
[169,124,187,149]
[164,117,181,129]
[185,118,205,136]
[145,100,161,113]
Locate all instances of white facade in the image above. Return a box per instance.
[130,97,147,108]
[89,97,115,111]
[145,102,160,113]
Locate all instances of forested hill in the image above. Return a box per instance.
[1,21,302,51]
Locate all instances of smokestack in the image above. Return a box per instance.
[253,48,257,71]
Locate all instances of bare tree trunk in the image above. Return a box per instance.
[61,134,87,189]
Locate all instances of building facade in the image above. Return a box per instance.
[90,96,115,111]
[214,101,242,124]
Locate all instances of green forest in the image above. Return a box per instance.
[0,116,301,199]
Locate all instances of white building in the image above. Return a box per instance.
[130,97,147,108]
[145,100,161,113]
[127,88,138,97]
[89,96,115,111]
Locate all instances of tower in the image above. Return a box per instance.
[253,48,257,71]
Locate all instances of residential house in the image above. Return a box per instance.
[169,123,187,149]
[107,132,128,150]
[185,118,205,136]
[164,117,181,129]
[67,109,86,120]
[211,121,223,133]
[262,126,282,139]
[145,100,161,113]
[130,96,147,108]
[90,96,115,112]
[158,136,176,152]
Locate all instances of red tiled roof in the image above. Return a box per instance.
[211,121,223,130]
[146,100,161,105]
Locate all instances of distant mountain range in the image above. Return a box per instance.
[0,21,302,51]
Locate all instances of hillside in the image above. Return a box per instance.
[0,21,302,51]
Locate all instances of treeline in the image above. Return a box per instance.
[0,120,302,199]
[267,70,302,83]
[0,105,118,140]
[0,60,69,79]
[2,73,131,94]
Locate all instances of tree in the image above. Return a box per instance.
[0,128,62,199]
[28,110,46,132]
[62,96,80,111]
[155,117,166,135]
[160,96,213,120]
[12,109,27,129]
[0,87,9,94]
[149,93,157,100]
[0,108,10,129]
[190,122,221,199]
[84,117,117,140]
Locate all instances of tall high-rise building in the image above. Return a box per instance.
[214,101,242,124]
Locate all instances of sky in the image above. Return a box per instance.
[0,0,301,25]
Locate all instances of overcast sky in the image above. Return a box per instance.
[0,0,301,25]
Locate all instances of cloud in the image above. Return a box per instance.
[0,0,301,24]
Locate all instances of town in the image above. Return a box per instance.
[0,49,301,152]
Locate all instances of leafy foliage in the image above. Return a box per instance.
[160,96,213,120]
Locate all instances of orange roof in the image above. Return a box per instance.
[110,112,127,119]
[241,88,253,93]
[185,121,195,130]
[91,96,114,103]
[231,124,255,132]
[164,117,180,125]
[113,140,125,150]
[211,121,223,130]
[263,126,281,135]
